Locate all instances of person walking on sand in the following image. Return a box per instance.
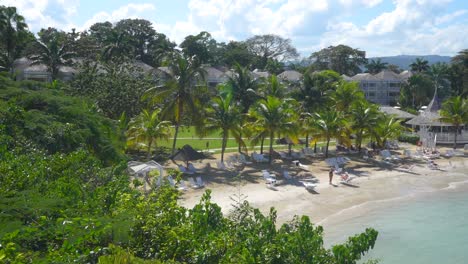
[329,168,334,185]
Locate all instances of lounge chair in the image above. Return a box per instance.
[262,170,277,185]
[178,180,188,191]
[167,175,176,187]
[188,163,200,174]
[283,170,292,180]
[178,165,194,174]
[301,181,317,191]
[427,161,440,170]
[292,160,308,169]
[196,176,205,187]
[239,154,253,164]
[188,177,202,189]
[340,172,356,184]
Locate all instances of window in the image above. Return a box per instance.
[368,83,376,88]
[389,83,400,88]
[388,92,399,97]
[366,92,376,97]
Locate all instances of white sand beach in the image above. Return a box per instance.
[172,145,468,226]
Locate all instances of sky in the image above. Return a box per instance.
[4,0,468,57]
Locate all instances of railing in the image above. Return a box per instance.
[433,132,468,144]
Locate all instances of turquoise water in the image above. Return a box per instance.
[324,184,468,264]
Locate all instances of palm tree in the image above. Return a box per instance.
[126,108,172,160]
[409,58,429,73]
[144,52,206,155]
[439,96,468,149]
[249,96,297,164]
[452,49,468,68]
[330,81,365,114]
[427,62,449,97]
[0,6,28,72]
[205,86,243,162]
[365,59,388,74]
[350,101,380,151]
[259,74,286,99]
[101,30,131,61]
[372,115,404,149]
[29,35,75,81]
[313,110,346,157]
[228,63,260,152]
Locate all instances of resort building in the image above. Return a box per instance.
[13,57,77,82]
[346,70,412,105]
[278,70,303,83]
[406,91,468,145]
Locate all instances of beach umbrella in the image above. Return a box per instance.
[170,144,207,167]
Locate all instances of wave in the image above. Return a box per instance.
[317,176,468,226]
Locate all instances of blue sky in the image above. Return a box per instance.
[5,0,468,57]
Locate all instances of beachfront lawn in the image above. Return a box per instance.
[153,126,334,153]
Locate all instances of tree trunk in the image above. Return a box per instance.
[314,141,317,153]
[357,130,363,152]
[260,136,265,154]
[221,131,227,162]
[454,125,458,149]
[305,133,309,148]
[146,139,153,160]
[238,131,242,153]
[325,135,330,158]
[269,131,274,164]
[171,123,180,155]
[288,144,292,157]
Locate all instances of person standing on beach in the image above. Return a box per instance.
[329,168,334,184]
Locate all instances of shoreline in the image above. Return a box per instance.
[176,148,468,227]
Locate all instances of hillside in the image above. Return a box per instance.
[369,55,452,70]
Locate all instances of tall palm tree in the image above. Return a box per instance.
[126,108,172,160]
[372,115,404,149]
[409,58,429,73]
[29,35,75,81]
[249,96,297,164]
[228,63,260,152]
[101,30,131,61]
[313,110,346,157]
[439,96,468,149]
[205,86,243,162]
[365,58,388,74]
[427,62,449,96]
[452,49,468,68]
[0,6,28,72]
[259,74,286,99]
[144,52,206,154]
[330,81,365,114]
[350,101,380,151]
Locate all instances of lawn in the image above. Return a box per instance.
[156,126,335,154]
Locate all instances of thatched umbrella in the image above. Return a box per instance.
[170,144,207,167]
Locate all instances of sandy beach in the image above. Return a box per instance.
[172,145,468,226]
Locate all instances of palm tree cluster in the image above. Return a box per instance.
[128,57,406,162]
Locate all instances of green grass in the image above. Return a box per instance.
[155,126,335,154]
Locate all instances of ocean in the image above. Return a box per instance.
[323,170,468,264]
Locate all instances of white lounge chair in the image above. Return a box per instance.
[196,176,205,187]
[427,161,440,170]
[178,165,194,174]
[301,181,317,191]
[262,170,277,185]
[292,160,308,169]
[188,177,201,189]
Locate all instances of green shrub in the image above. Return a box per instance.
[398,133,420,144]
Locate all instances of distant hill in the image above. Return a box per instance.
[368,55,452,70]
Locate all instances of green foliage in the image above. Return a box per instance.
[309,45,367,76]
[0,76,123,163]
[398,133,420,144]
[71,60,154,119]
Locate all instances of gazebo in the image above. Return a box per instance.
[128,160,164,191]
[406,91,468,146]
